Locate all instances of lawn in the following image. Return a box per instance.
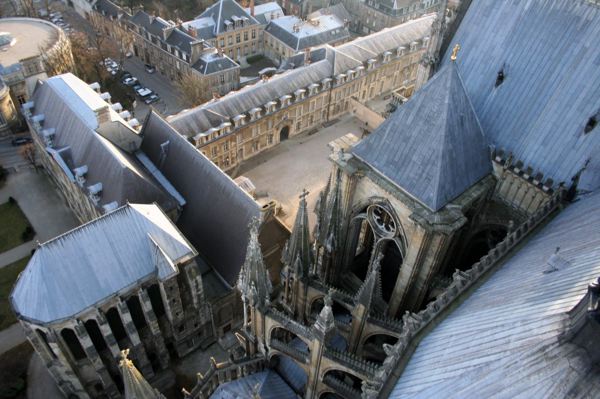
[0,342,32,399]
[0,201,34,253]
[0,257,30,331]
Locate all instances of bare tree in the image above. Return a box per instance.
[113,26,135,67]
[19,143,37,169]
[19,0,37,17]
[175,71,211,107]
[66,31,109,84]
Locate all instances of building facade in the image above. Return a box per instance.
[168,14,437,171]
[88,0,240,99]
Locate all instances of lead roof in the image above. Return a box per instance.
[352,62,491,211]
[10,204,196,324]
[441,0,600,192]
[140,111,260,285]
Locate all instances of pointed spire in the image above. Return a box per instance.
[282,189,313,278]
[120,349,166,399]
[318,168,342,250]
[314,289,335,339]
[238,218,272,305]
[355,252,384,309]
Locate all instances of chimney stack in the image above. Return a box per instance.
[304,47,311,65]
[250,0,255,16]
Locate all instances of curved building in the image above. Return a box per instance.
[0,17,72,135]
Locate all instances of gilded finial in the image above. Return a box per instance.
[450,43,461,62]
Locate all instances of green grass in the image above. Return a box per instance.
[0,202,33,253]
[0,342,32,399]
[0,257,30,331]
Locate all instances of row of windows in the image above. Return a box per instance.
[219,29,257,48]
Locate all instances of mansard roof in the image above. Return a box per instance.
[196,0,260,37]
[441,0,600,192]
[391,190,600,397]
[245,2,284,25]
[352,62,491,211]
[140,111,260,286]
[168,14,434,137]
[28,74,177,213]
[11,204,196,325]
[265,15,350,51]
[192,50,239,75]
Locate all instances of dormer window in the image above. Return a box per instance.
[42,128,55,147]
[585,115,598,134]
[73,165,88,187]
[88,182,103,205]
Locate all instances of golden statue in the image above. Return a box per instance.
[450,44,461,61]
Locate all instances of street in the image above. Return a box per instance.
[122,57,185,120]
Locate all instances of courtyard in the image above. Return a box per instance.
[234,115,363,228]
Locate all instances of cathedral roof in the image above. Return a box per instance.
[391,190,600,397]
[140,111,260,286]
[11,204,196,325]
[352,62,491,212]
[441,0,600,192]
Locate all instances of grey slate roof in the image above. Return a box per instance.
[308,3,352,23]
[165,28,196,54]
[192,50,238,75]
[332,14,433,74]
[10,203,196,324]
[391,190,600,397]
[197,0,260,37]
[441,0,600,192]
[140,111,260,285]
[265,15,349,51]
[168,15,434,137]
[30,74,177,213]
[245,2,284,25]
[210,370,296,399]
[352,62,491,211]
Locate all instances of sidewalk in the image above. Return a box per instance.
[0,241,35,268]
[0,323,25,356]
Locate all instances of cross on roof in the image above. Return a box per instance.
[299,188,309,200]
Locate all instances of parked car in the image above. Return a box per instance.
[136,87,153,98]
[122,77,138,86]
[11,137,33,146]
[125,51,133,58]
[132,83,142,91]
[144,94,160,104]
[144,64,156,74]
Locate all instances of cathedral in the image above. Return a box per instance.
[10,0,600,398]
[187,0,600,397]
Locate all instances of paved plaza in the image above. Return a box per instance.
[236,115,363,228]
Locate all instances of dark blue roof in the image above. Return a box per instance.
[442,0,600,192]
[352,62,491,211]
